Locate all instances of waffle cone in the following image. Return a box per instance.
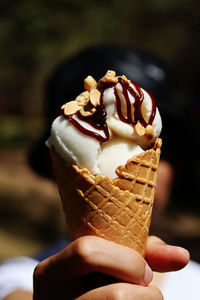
[50,138,162,256]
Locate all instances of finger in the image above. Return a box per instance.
[146,236,190,272]
[76,283,163,300]
[42,236,153,286]
[71,236,153,285]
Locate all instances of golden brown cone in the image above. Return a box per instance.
[50,138,162,257]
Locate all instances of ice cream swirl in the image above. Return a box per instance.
[48,70,162,178]
[61,71,160,147]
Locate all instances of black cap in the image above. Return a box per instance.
[28,44,177,177]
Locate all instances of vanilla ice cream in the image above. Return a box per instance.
[47,71,162,179]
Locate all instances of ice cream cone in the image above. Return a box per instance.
[50,138,162,257]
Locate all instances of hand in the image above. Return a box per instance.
[33,235,189,300]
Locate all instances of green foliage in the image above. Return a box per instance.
[0,0,199,123]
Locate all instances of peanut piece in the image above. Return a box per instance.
[84,76,97,91]
[76,91,90,106]
[135,122,145,136]
[99,70,118,84]
[63,101,80,115]
[105,70,116,77]
[89,89,101,106]
[145,125,154,138]
[121,74,131,84]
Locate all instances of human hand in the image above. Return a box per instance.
[33,235,189,300]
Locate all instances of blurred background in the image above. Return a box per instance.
[0,0,200,262]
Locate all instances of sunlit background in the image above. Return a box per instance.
[0,0,200,261]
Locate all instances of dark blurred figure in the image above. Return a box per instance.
[29,44,199,216]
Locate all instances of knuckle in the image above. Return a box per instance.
[72,236,94,265]
[33,259,50,282]
[109,285,127,300]
[107,284,164,300]
[33,262,42,280]
[129,252,146,282]
[148,235,165,245]
[33,262,46,287]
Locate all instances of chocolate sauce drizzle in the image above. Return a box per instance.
[115,78,156,127]
[65,78,156,143]
[67,98,109,143]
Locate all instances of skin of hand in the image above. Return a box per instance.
[32,235,189,300]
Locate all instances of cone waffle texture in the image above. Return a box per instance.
[50,138,162,256]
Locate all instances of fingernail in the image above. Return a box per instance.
[144,264,153,285]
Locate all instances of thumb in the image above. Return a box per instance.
[145,236,190,272]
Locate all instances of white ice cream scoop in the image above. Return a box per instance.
[47,71,162,179]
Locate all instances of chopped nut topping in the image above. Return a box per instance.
[89,89,101,106]
[76,91,90,106]
[121,74,131,84]
[105,70,116,77]
[99,70,118,84]
[62,87,99,118]
[84,76,97,91]
[62,101,81,116]
[135,122,145,136]
[145,125,154,138]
